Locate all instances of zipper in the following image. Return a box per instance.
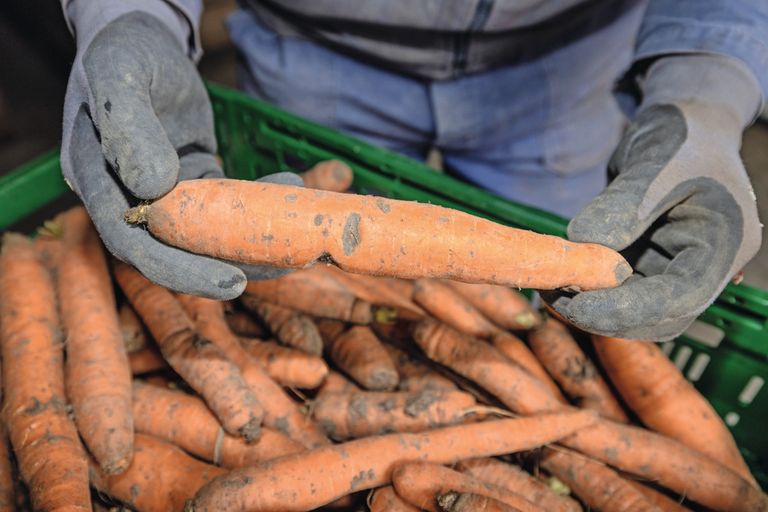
[452,0,494,75]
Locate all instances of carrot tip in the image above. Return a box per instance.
[514,311,539,329]
[124,205,149,225]
[239,417,262,443]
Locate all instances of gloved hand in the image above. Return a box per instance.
[544,55,763,341]
[62,8,298,300]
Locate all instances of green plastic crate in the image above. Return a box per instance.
[2,83,767,489]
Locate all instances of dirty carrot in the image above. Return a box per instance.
[383,344,457,392]
[114,262,263,440]
[317,370,361,396]
[90,433,227,512]
[320,323,399,391]
[126,179,632,291]
[627,482,690,512]
[187,409,597,511]
[593,334,755,484]
[299,160,355,192]
[0,420,15,511]
[246,300,323,355]
[238,338,329,388]
[57,207,134,474]
[369,486,419,512]
[528,319,628,422]
[445,281,541,330]
[0,233,91,511]
[128,344,168,374]
[438,491,521,512]
[119,302,147,353]
[413,279,500,337]
[132,382,304,468]
[225,309,266,338]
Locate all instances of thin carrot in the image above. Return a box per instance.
[119,302,147,353]
[412,279,500,338]
[438,491,521,512]
[126,179,632,291]
[238,338,329,388]
[528,319,628,422]
[369,486,419,512]
[445,281,541,330]
[114,262,263,440]
[225,309,266,338]
[132,382,304,468]
[392,462,544,512]
[0,233,91,511]
[57,207,133,474]
[490,331,566,401]
[128,344,168,375]
[593,334,755,485]
[90,433,227,512]
[627,482,690,512]
[383,344,457,392]
[412,319,562,414]
[299,160,354,192]
[245,300,323,355]
[187,409,598,511]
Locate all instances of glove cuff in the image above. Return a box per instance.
[639,54,762,128]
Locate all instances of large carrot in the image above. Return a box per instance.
[57,207,133,474]
[90,433,226,512]
[391,462,544,512]
[119,302,147,353]
[320,323,399,391]
[438,491,520,512]
[188,409,597,511]
[540,447,661,512]
[114,262,263,440]
[245,300,323,355]
[528,319,628,422]
[126,179,632,291]
[445,281,541,330]
[457,458,582,512]
[312,389,478,440]
[300,159,354,192]
[238,338,328,388]
[383,344,457,392]
[412,319,562,414]
[0,234,91,511]
[370,486,419,512]
[593,335,754,484]
[132,382,304,467]
[412,279,500,337]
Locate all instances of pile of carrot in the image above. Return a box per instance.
[0,166,765,512]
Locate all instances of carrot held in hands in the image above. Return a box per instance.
[126,179,632,291]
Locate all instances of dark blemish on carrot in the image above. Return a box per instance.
[322,229,330,238]
[350,470,367,490]
[438,216,449,223]
[285,194,298,203]
[376,198,391,214]
[404,390,439,417]
[262,234,274,242]
[286,212,298,219]
[314,214,324,226]
[130,484,140,501]
[342,213,361,256]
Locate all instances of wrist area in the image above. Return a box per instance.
[639,54,762,129]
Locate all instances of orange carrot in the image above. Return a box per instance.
[312,389,478,440]
[0,421,15,512]
[127,179,632,291]
[238,338,329,388]
[593,335,755,485]
[90,433,227,512]
[412,279,500,338]
[245,300,323,355]
[370,486,419,512]
[540,447,661,512]
[392,462,544,512]
[132,382,304,467]
[317,370,361,396]
[383,344,457,392]
[128,344,168,374]
[412,319,562,414]
[225,309,266,338]
[0,233,91,511]
[119,302,147,352]
[627,482,690,512]
[438,491,521,512]
[114,262,263,440]
[320,323,399,391]
[528,319,628,422]
[188,409,597,511]
[445,281,541,330]
[299,159,354,192]
[57,207,133,474]
[457,458,582,512]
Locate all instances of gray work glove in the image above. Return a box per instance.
[544,55,763,341]
[62,8,297,300]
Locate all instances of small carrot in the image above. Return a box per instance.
[299,159,354,192]
[128,344,168,374]
[119,302,147,353]
[412,279,500,338]
[0,233,91,511]
[593,334,755,485]
[312,389,478,440]
[392,462,544,512]
[90,433,227,512]
[383,344,457,392]
[626,482,690,512]
[317,370,361,396]
[320,322,399,391]
[238,338,329,389]
[445,281,541,330]
[438,491,520,512]
[188,409,598,512]
[225,309,267,338]
[115,262,264,441]
[528,319,628,422]
[369,486,419,512]
[245,300,323,355]
[132,382,304,468]
[126,179,632,291]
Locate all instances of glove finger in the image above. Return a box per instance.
[68,106,246,299]
[179,152,224,181]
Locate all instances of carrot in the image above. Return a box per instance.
[238,337,329,388]
[187,409,598,511]
[412,279,500,337]
[412,319,562,414]
[0,420,15,512]
[119,302,147,352]
[391,462,544,512]
[90,433,226,512]
[225,309,266,338]
[114,262,264,440]
[528,319,628,422]
[445,281,541,330]
[561,419,768,512]
[627,482,690,512]
[317,370,361,396]
[0,233,91,511]
[540,447,661,512]
[299,159,354,192]
[383,344,457,392]
[457,458,582,512]
[57,207,133,474]
[312,389,478,440]
[126,179,632,291]
[488,331,565,401]
[320,323,399,391]
[593,335,755,484]
[244,299,323,355]
[132,382,304,467]
[438,491,521,512]
[177,294,247,363]
[369,486,419,512]
[128,344,168,374]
